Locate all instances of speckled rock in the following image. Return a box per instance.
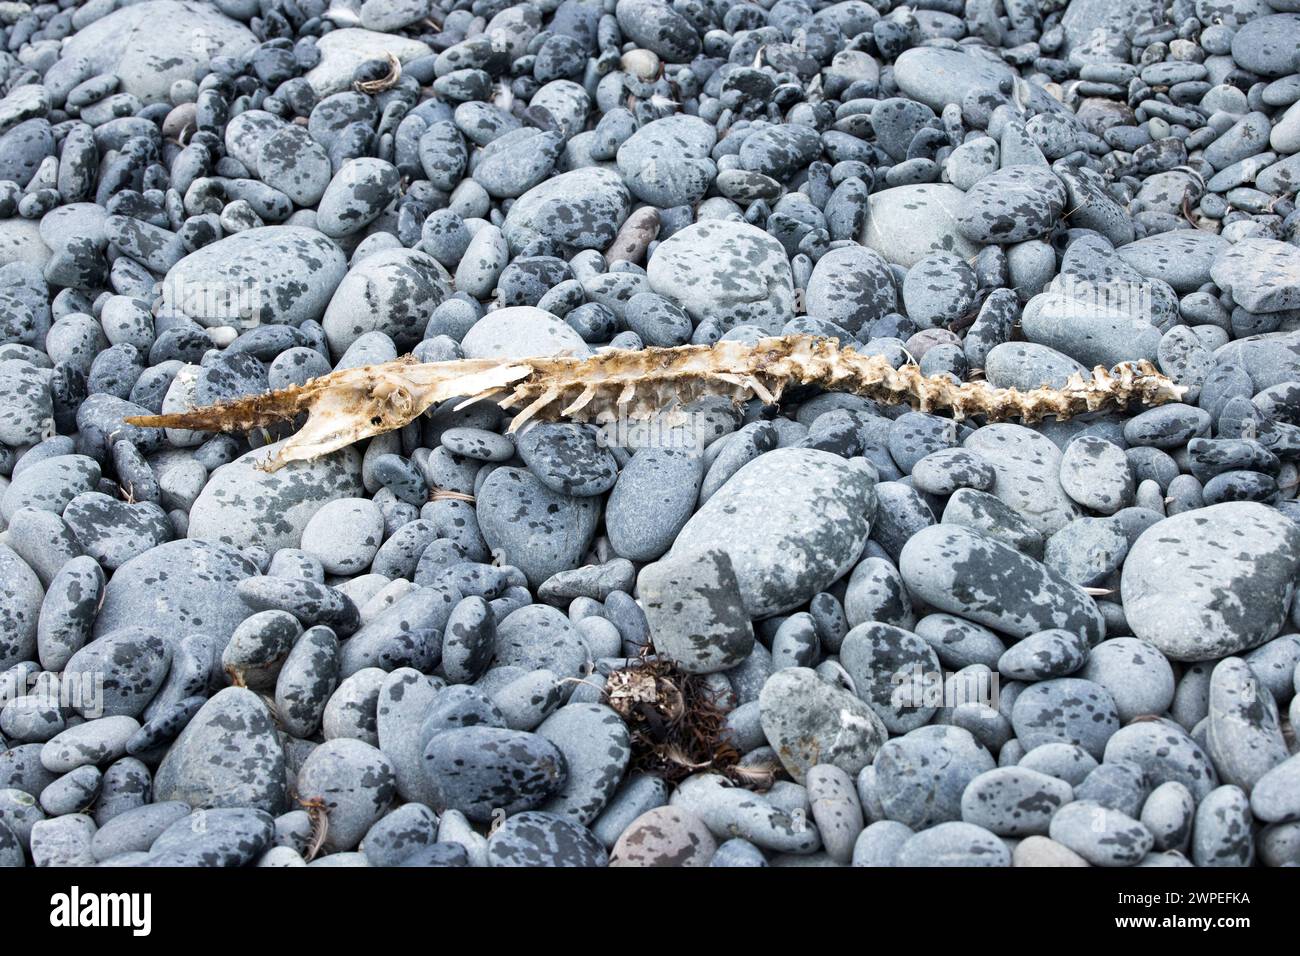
[1121,502,1300,661]
[759,667,888,784]
[670,448,876,617]
[647,219,795,332]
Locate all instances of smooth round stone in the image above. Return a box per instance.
[893,46,1016,111]
[322,248,450,357]
[910,448,996,496]
[997,628,1089,681]
[914,614,1006,670]
[957,166,1067,246]
[1078,637,1175,723]
[803,245,898,333]
[359,803,439,867]
[1141,781,1195,853]
[534,703,630,825]
[1017,743,1098,787]
[1059,436,1134,515]
[494,604,590,680]
[486,810,607,867]
[892,821,1009,867]
[1209,238,1300,314]
[1116,230,1231,294]
[647,220,795,333]
[902,252,977,330]
[966,422,1082,535]
[59,1,255,104]
[609,806,717,867]
[1121,502,1300,661]
[1205,657,1288,791]
[840,622,941,733]
[616,114,717,207]
[39,717,137,774]
[985,342,1088,392]
[1250,754,1300,823]
[851,819,913,867]
[844,556,914,631]
[255,124,331,207]
[515,423,618,497]
[1011,835,1089,867]
[422,725,568,822]
[160,226,347,328]
[2,453,100,523]
[153,688,287,815]
[638,548,754,674]
[862,184,980,268]
[93,539,258,648]
[64,627,170,718]
[188,442,364,553]
[459,306,592,361]
[299,498,384,575]
[960,767,1073,837]
[1191,785,1254,867]
[900,525,1103,643]
[1049,800,1153,866]
[670,448,877,618]
[873,725,995,829]
[0,544,42,670]
[1102,718,1219,801]
[90,801,192,861]
[146,806,275,866]
[1010,678,1121,760]
[476,467,600,589]
[501,167,631,255]
[295,738,396,853]
[759,667,888,783]
[605,447,704,563]
[805,765,864,865]
[440,427,514,463]
[1230,13,1300,77]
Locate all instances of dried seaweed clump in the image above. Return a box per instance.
[604,652,775,789]
[128,335,1186,471]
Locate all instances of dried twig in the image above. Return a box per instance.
[127,335,1185,471]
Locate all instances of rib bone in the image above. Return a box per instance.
[128,335,1186,471]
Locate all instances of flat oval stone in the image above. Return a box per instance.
[422,725,568,822]
[1121,502,1300,661]
[1205,657,1288,790]
[1049,800,1153,866]
[647,219,795,333]
[535,703,630,825]
[153,688,287,815]
[1102,718,1218,801]
[964,423,1080,535]
[160,226,347,328]
[486,810,607,866]
[610,806,717,867]
[893,821,1010,867]
[899,524,1104,643]
[758,667,887,784]
[874,725,996,830]
[670,448,876,617]
[476,467,600,589]
[1010,678,1121,760]
[960,767,1073,837]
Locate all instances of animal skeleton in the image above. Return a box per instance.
[129,335,1186,471]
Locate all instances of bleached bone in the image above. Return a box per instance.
[128,335,1186,471]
